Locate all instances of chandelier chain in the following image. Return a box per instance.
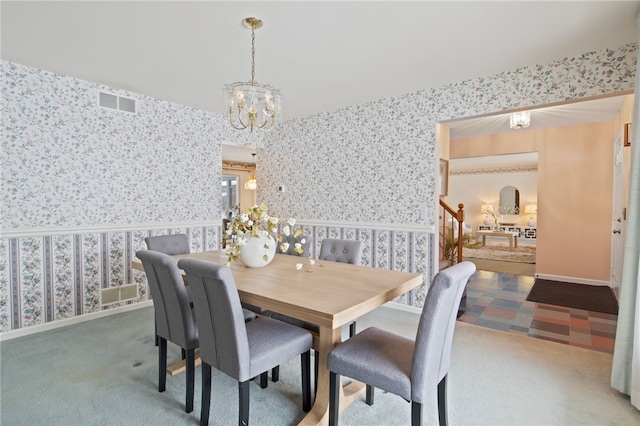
[250,26,256,85]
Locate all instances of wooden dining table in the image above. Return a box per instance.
[132,250,423,425]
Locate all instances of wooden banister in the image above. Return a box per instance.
[439,200,465,266]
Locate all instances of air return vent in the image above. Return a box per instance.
[100,283,139,306]
[98,91,137,114]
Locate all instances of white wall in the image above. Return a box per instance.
[446,155,538,231]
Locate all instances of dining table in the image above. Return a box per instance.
[132,249,423,425]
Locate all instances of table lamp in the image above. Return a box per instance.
[525,203,537,227]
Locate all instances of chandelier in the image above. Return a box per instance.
[510,111,530,129]
[224,17,281,132]
[245,153,257,190]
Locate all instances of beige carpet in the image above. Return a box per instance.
[2,305,638,425]
[463,241,536,264]
[463,257,536,275]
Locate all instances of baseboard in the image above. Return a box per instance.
[0,300,153,342]
[534,273,611,287]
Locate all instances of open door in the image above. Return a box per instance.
[610,130,626,299]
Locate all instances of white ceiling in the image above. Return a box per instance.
[2,1,638,150]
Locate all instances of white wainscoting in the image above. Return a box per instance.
[0,221,435,333]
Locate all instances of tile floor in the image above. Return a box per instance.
[457,269,618,354]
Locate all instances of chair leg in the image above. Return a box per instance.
[329,372,340,426]
[154,320,159,346]
[200,363,212,426]
[301,350,311,412]
[411,401,422,426]
[158,337,167,392]
[365,384,374,405]
[260,372,268,389]
[185,348,195,413]
[314,349,319,399]
[182,348,186,360]
[272,366,279,382]
[239,380,250,426]
[437,374,448,426]
[349,321,356,338]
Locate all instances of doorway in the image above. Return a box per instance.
[442,94,633,286]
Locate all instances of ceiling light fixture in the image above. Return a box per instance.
[224,17,281,132]
[510,111,530,129]
[245,153,257,190]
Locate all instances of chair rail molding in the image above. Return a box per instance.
[0,220,220,239]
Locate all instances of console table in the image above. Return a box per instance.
[477,225,537,241]
[476,230,519,251]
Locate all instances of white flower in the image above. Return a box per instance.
[288,218,296,226]
[225,229,232,236]
[296,263,303,270]
[280,242,290,252]
[239,213,249,222]
[282,225,291,236]
[300,238,306,244]
[269,216,279,224]
[247,220,254,227]
[236,237,248,246]
[294,243,302,250]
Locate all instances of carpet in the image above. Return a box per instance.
[462,242,536,264]
[526,279,618,315]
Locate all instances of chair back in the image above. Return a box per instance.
[135,250,198,349]
[177,258,251,382]
[145,234,190,255]
[411,261,476,403]
[278,234,312,257]
[319,239,363,265]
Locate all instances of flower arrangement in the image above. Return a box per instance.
[481,204,500,228]
[224,203,302,265]
[277,221,307,256]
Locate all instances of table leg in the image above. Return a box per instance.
[514,236,518,248]
[508,236,513,251]
[481,235,486,246]
[299,326,365,425]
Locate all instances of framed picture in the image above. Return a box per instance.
[439,159,449,197]
[624,122,631,147]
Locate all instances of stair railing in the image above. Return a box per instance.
[439,200,465,265]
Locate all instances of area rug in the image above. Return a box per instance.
[462,242,536,264]
[526,279,618,315]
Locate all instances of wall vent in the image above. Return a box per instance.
[100,283,139,307]
[98,91,137,114]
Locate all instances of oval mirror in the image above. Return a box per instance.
[499,186,520,214]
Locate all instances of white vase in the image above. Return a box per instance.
[238,231,276,268]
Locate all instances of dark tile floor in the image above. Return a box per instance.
[457,269,618,354]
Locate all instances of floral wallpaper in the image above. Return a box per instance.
[0,61,261,228]
[260,44,638,227]
[0,42,637,332]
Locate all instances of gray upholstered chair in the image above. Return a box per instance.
[327,261,476,426]
[135,249,199,413]
[145,233,192,347]
[177,257,313,426]
[145,233,190,255]
[144,233,257,328]
[318,238,363,265]
[271,238,363,390]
